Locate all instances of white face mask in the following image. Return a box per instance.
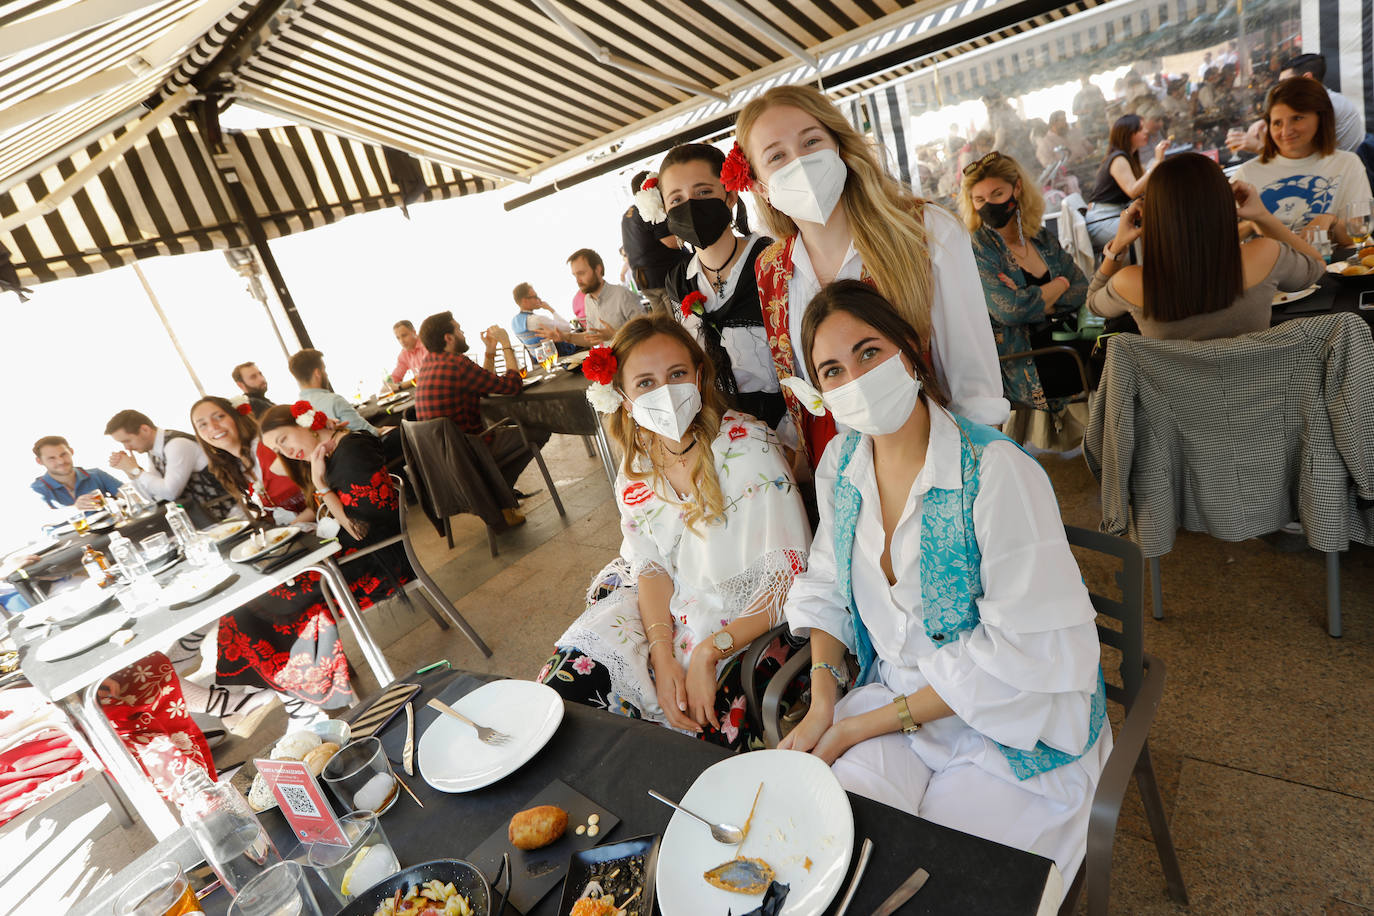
[766,149,848,225]
[629,381,702,441]
[822,352,921,436]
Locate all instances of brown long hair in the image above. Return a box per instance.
[259,405,319,501]
[1139,153,1243,322]
[735,84,936,345]
[1261,77,1337,163]
[608,315,730,532]
[190,396,266,518]
[800,279,948,407]
[1107,114,1144,179]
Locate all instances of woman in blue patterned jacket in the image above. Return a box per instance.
[959,152,1089,413]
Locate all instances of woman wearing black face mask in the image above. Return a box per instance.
[958,152,1090,433]
[652,143,790,439]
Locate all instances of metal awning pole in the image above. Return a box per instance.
[133,262,205,396]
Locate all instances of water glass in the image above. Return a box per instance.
[307,810,400,903]
[115,861,204,916]
[1345,199,1373,247]
[185,534,223,569]
[141,533,171,561]
[227,862,322,916]
[320,737,399,816]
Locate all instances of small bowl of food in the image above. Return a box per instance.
[336,860,492,916]
[1327,259,1374,287]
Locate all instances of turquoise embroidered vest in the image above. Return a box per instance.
[831,415,1106,781]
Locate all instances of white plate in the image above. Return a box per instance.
[656,750,854,916]
[22,581,117,627]
[1272,285,1319,305]
[229,527,299,563]
[34,612,133,662]
[417,679,563,793]
[160,566,237,605]
[203,519,251,542]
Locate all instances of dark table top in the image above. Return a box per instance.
[481,368,601,438]
[359,390,416,423]
[1271,255,1373,326]
[6,506,170,595]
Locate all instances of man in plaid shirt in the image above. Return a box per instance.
[415,311,549,517]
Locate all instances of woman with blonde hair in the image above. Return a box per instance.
[958,151,1090,412]
[730,83,1006,468]
[539,316,810,749]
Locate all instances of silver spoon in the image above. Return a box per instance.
[647,789,744,844]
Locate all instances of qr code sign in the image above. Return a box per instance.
[278,783,320,819]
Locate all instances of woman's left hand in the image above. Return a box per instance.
[341,516,368,541]
[996,271,1018,290]
[1232,180,1270,222]
[309,441,330,492]
[1113,198,1144,250]
[685,645,721,730]
[809,717,859,765]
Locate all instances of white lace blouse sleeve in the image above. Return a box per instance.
[925,207,1011,427]
[781,438,855,650]
[917,440,1101,755]
[615,474,672,580]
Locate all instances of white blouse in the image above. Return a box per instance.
[784,406,1102,767]
[681,232,780,395]
[786,206,1010,427]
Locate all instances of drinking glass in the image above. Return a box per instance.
[320,737,398,815]
[141,533,171,561]
[70,507,90,535]
[185,534,223,569]
[1345,199,1372,248]
[535,340,557,372]
[227,862,322,916]
[115,861,204,916]
[307,810,400,903]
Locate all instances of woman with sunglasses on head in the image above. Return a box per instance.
[538,317,809,749]
[1089,152,1324,340]
[1084,114,1171,252]
[779,280,1108,887]
[958,152,1090,418]
[733,84,1007,470]
[650,143,790,442]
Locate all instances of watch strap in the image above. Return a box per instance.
[893,694,921,734]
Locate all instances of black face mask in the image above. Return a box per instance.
[666,196,733,249]
[977,197,1018,230]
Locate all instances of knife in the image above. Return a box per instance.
[868,866,930,916]
[402,701,415,775]
[833,837,872,916]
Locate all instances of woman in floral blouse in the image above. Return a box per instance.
[539,316,810,750]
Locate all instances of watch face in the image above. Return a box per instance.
[713,631,733,652]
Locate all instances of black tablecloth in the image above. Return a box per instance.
[1271,257,1373,326]
[481,371,600,438]
[248,668,1054,916]
[359,392,416,423]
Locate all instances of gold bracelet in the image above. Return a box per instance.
[646,622,672,636]
[647,637,672,654]
[892,694,921,734]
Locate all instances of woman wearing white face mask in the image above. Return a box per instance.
[780,280,1109,888]
[732,84,1008,473]
[538,316,810,750]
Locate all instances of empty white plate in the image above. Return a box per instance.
[418,679,563,793]
[656,749,854,916]
[21,581,116,627]
[34,612,133,662]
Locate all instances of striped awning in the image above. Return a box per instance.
[1,116,495,285]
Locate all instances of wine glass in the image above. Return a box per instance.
[1344,199,1372,251]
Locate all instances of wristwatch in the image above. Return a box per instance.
[711,630,735,657]
[1104,242,1129,263]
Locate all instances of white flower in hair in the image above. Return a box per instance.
[780,375,827,416]
[634,174,666,224]
[585,382,624,414]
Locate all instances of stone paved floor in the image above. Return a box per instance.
[7,433,1373,915]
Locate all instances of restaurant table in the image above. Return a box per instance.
[11,535,396,840]
[358,390,416,424]
[1271,256,1373,327]
[481,369,618,489]
[5,506,171,604]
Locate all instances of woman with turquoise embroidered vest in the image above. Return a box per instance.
[779,280,1109,886]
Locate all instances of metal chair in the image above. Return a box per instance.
[998,343,1093,414]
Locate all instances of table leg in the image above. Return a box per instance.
[68,687,181,839]
[306,559,396,686]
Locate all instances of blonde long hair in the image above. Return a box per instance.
[735,85,935,344]
[957,152,1045,236]
[609,316,728,533]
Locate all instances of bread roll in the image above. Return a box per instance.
[508,805,568,850]
[302,741,340,776]
[271,730,321,760]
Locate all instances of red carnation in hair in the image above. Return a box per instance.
[290,401,312,418]
[581,346,618,385]
[721,142,754,193]
[309,412,327,431]
[235,403,253,416]
[642,177,658,191]
[680,290,707,319]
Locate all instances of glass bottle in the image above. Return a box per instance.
[81,545,113,587]
[175,768,281,895]
[106,531,149,580]
[165,503,196,549]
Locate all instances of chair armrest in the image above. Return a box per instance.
[739,623,789,729]
[761,643,813,748]
[1087,653,1167,850]
[998,345,1091,394]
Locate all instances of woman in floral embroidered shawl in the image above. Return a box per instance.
[780,281,1108,888]
[539,316,810,751]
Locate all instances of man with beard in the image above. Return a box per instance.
[288,348,382,435]
[568,248,642,341]
[30,435,124,510]
[231,361,275,417]
[414,312,548,522]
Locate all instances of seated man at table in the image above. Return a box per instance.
[105,410,236,526]
[30,435,124,511]
[230,361,275,418]
[567,248,642,344]
[288,348,384,436]
[414,310,550,521]
[510,282,579,357]
[390,319,429,388]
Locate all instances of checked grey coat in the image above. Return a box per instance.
[1084,312,1374,557]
